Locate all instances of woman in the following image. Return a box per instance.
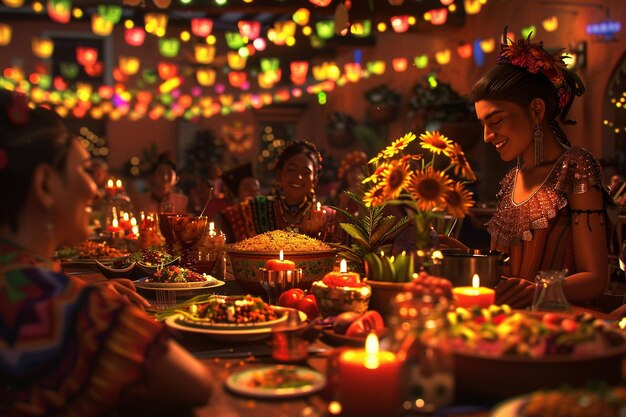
[133,153,188,214]
[0,90,212,416]
[444,33,610,308]
[221,140,336,242]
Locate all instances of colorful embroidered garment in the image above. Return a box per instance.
[486,147,604,280]
[0,242,169,417]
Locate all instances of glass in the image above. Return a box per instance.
[388,293,454,414]
[168,216,209,268]
[270,310,309,363]
[532,269,571,312]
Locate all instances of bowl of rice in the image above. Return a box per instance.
[226,230,336,295]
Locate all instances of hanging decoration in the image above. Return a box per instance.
[59,62,79,79]
[119,56,140,75]
[435,49,451,65]
[292,8,310,26]
[2,0,24,7]
[0,24,12,46]
[414,54,429,69]
[367,61,386,75]
[220,121,254,154]
[97,4,123,24]
[92,15,114,36]
[542,16,558,32]
[144,13,168,37]
[260,57,280,72]
[84,61,103,77]
[392,57,408,72]
[47,0,71,24]
[426,8,448,25]
[290,61,308,85]
[316,20,334,39]
[520,25,536,39]
[308,0,332,6]
[350,20,371,37]
[32,37,54,58]
[228,71,247,88]
[191,18,213,37]
[457,42,472,58]
[390,15,410,33]
[464,0,481,15]
[225,31,245,49]
[479,38,495,53]
[227,51,247,70]
[158,38,181,58]
[157,62,178,79]
[194,44,216,64]
[344,62,362,82]
[196,68,216,86]
[125,27,145,46]
[76,46,98,67]
[238,20,261,40]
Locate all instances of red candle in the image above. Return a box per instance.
[452,274,495,309]
[322,259,362,287]
[104,179,117,197]
[265,250,296,271]
[337,333,402,417]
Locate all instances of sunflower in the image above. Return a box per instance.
[448,143,476,181]
[362,165,388,185]
[379,160,412,200]
[363,183,388,207]
[407,167,452,211]
[419,131,453,156]
[443,182,475,218]
[382,132,416,159]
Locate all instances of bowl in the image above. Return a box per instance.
[311,281,371,317]
[95,252,180,279]
[226,249,336,295]
[453,329,626,400]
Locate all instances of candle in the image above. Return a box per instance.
[105,178,117,197]
[115,179,123,189]
[337,333,402,417]
[208,221,216,237]
[316,201,322,211]
[265,250,296,271]
[452,274,495,309]
[322,258,362,287]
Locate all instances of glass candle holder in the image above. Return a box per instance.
[257,268,303,305]
[532,269,571,312]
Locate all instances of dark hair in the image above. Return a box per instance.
[470,63,585,147]
[151,152,177,175]
[275,140,322,175]
[0,89,73,232]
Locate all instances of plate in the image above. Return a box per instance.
[176,309,289,330]
[491,397,525,417]
[225,365,325,399]
[164,309,306,342]
[321,327,387,347]
[133,276,225,290]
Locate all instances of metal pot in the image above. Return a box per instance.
[433,249,509,289]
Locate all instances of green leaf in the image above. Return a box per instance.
[369,215,398,246]
[339,223,371,251]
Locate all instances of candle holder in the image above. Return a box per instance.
[257,267,303,305]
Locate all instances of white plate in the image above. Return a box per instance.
[491,396,525,417]
[176,309,289,330]
[225,365,325,399]
[164,309,305,342]
[134,277,225,291]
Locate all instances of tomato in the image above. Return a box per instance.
[277,288,320,319]
[345,311,384,337]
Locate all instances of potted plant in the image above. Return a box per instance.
[365,84,402,125]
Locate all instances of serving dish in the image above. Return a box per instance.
[95,251,180,279]
[133,277,225,291]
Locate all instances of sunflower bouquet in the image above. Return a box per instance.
[360,131,476,279]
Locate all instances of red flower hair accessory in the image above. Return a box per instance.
[498,31,573,109]
[7,91,31,126]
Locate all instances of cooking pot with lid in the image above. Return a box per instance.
[432,249,509,289]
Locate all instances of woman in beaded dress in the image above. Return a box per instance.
[442,33,610,309]
[220,140,337,242]
[0,89,212,416]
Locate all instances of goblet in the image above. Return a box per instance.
[168,215,209,269]
[157,212,189,254]
[257,268,303,305]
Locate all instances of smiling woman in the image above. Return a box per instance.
[220,140,339,242]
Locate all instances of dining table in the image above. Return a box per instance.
[62,262,620,417]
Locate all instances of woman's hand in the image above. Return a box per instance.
[300,207,329,237]
[93,278,151,310]
[495,276,536,309]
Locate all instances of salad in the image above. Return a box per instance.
[447,305,610,358]
[110,250,176,269]
[146,266,218,284]
[179,295,282,325]
[247,367,316,389]
[57,240,126,260]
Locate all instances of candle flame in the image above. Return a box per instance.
[472,274,480,289]
[123,212,129,221]
[112,218,119,227]
[364,332,380,369]
[316,201,321,211]
[209,221,215,231]
[107,179,114,187]
[340,258,347,273]
[115,179,122,188]
[130,217,137,226]
[132,225,139,234]
[279,249,284,261]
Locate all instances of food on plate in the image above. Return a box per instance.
[521,385,626,417]
[56,240,126,260]
[110,249,177,269]
[448,305,613,358]
[277,288,319,319]
[178,295,283,325]
[333,310,384,337]
[230,230,332,252]
[246,367,316,389]
[146,265,218,285]
[404,272,454,301]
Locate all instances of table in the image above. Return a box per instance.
[64,265,613,417]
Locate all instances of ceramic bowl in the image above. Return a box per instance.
[226,249,336,295]
[310,281,371,317]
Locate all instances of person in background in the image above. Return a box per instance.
[0,89,212,416]
[333,150,368,214]
[133,153,188,213]
[220,140,337,242]
[441,31,610,309]
[221,162,261,203]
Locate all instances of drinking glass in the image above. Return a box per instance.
[258,269,302,305]
[532,269,571,312]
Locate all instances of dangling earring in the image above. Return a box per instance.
[533,124,544,166]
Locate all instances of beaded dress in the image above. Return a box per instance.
[486,147,604,281]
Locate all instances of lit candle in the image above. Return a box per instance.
[107,217,124,234]
[115,179,123,190]
[337,333,402,417]
[265,250,296,271]
[452,274,495,309]
[316,201,322,211]
[105,178,116,197]
[208,221,216,237]
[322,258,362,287]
